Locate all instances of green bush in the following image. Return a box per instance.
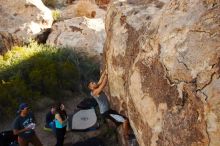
[0,42,81,119]
[52,10,61,21]
[0,42,100,120]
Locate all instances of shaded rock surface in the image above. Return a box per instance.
[0,32,24,55]
[104,0,220,146]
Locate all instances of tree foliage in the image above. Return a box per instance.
[0,42,82,119]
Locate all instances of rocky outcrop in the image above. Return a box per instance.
[47,17,106,60]
[104,0,220,146]
[0,0,53,44]
[0,0,106,59]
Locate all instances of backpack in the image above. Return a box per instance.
[0,130,18,146]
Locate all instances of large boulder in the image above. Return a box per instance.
[46,17,106,60]
[104,0,220,146]
[0,0,53,52]
[0,0,53,35]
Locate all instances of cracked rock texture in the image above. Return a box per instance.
[104,0,220,146]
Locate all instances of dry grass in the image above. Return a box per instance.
[95,0,110,9]
[75,0,97,18]
[95,0,110,5]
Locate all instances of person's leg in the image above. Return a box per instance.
[60,127,66,145]
[63,126,66,137]
[29,134,43,146]
[49,121,56,134]
[55,128,61,146]
[56,128,65,146]
[123,119,129,139]
[49,121,53,128]
[18,136,28,146]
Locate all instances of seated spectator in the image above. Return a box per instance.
[45,106,56,133]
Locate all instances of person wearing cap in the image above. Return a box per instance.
[13,103,42,146]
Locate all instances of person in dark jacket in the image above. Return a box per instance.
[45,106,56,133]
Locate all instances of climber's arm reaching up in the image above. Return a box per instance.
[93,73,108,96]
[97,69,107,86]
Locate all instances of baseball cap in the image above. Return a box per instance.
[19,103,29,111]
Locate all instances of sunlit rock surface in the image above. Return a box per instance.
[61,1,106,20]
[0,0,53,52]
[47,16,106,60]
[0,0,53,36]
[104,0,220,146]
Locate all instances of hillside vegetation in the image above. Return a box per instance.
[0,42,99,120]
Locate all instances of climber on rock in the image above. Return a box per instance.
[88,68,129,139]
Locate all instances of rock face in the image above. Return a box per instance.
[0,0,53,36]
[0,0,53,52]
[47,17,106,60]
[0,32,24,55]
[104,0,220,146]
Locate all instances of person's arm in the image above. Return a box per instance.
[123,119,129,139]
[55,113,67,125]
[93,74,108,96]
[97,69,107,86]
[31,112,36,124]
[13,128,30,135]
[13,118,31,135]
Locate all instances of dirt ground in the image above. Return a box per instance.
[0,94,119,146]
